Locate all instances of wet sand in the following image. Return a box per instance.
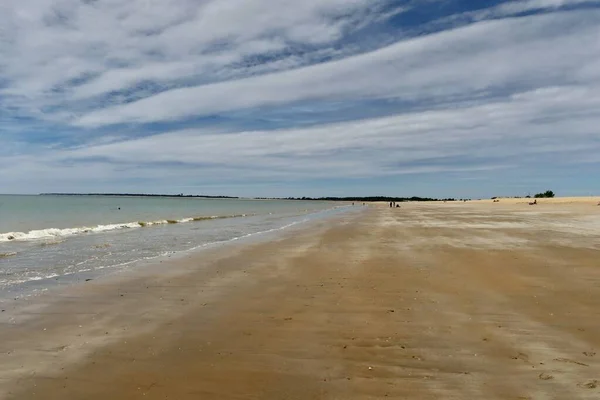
[1,203,600,399]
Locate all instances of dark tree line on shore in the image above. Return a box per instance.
[492,190,556,200]
[40,193,239,199]
[40,193,464,202]
[534,190,555,199]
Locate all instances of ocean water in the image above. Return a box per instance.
[0,195,348,298]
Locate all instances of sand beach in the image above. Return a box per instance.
[1,200,600,399]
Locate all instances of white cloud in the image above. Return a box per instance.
[70,9,600,127]
[0,0,391,120]
[1,83,595,191]
[482,0,600,17]
[1,1,600,196]
[69,85,600,166]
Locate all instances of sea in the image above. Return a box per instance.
[0,195,350,299]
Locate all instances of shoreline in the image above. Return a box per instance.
[0,209,359,399]
[2,203,599,399]
[0,205,361,324]
[0,204,354,301]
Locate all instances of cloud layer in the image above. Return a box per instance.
[1,0,600,196]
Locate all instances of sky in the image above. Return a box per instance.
[1,0,600,198]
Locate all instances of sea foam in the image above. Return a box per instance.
[0,214,249,243]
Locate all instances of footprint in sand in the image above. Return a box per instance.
[553,357,588,367]
[577,380,598,389]
[511,352,531,364]
[538,372,554,381]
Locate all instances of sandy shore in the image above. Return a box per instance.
[1,202,600,399]
[470,196,600,206]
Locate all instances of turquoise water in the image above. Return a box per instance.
[0,195,348,298]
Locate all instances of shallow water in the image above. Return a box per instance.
[0,195,348,297]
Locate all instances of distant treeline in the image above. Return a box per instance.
[257,196,461,202]
[491,190,555,200]
[39,193,463,202]
[39,193,239,199]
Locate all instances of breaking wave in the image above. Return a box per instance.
[0,214,250,243]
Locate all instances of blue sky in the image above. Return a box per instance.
[1,0,600,197]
